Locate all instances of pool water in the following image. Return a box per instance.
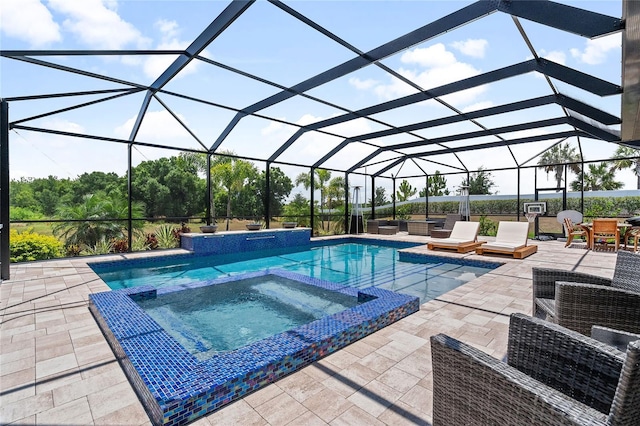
[137,274,359,359]
[94,241,499,303]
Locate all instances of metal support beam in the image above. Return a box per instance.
[206,155,212,225]
[392,177,397,219]
[127,144,133,252]
[150,0,254,92]
[373,130,586,177]
[310,167,315,234]
[425,174,429,219]
[265,162,271,228]
[497,0,623,38]
[371,176,376,220]
[344,172,349,235]
[1,100,9,280]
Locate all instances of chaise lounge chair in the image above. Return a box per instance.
[426,221,483,253]
[475,221,537,259]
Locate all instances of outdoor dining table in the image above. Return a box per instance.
[578,222,631,249]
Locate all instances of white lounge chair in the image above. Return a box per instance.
[475,221,537,259]
[427,221,483,253]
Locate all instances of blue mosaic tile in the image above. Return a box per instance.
[398,251,504,269]
[90,269,418,426]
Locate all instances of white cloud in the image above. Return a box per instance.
[542,50,566,65]
[1,0,61,47]
[142,19,199,80]
[349,77,379,90]
[570,33,621,65]
[261,120,285,136]
[400,43,457,68]
[450,39,488,58]
[352,43,486,108]
[48,0,150,49]
[114,110,190,141]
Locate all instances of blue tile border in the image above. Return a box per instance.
[89,269,419,426]
[398,251,504,269]
[310,237,422,250]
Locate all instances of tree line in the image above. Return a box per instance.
[10,151,294,225]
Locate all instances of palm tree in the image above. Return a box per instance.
[53,192,144,248]
[537,142,582,190]
[210,151,257,230]
[295,169,331,231]
[570,163,623,191]
[325,176,345,210]
[611,146,640,189]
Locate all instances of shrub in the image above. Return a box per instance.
[10,229,63,262]
[81,238,114,256]
[111,238,129,253]
[155,224,178,249]
[478,215,498,236]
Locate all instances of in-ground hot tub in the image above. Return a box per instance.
[90,269,419,426]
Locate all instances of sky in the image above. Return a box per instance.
[1,0,636,200]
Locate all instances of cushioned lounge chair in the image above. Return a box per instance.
[426,221,483,253]
[431,313,640,426]
[475,221,537,259]
[532,250,640,336]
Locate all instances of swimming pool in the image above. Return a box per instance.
[91,238,502,303]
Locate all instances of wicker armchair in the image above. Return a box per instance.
[430,214,462,238]
[431,313,640,426]
[532,250,640,336]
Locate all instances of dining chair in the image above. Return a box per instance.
[590,218,620,252]
[563,217,587,247]
[624,226,640,253]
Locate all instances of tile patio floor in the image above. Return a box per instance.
[0,235,623,425]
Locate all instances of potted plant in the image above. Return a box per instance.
[200,224,218,233]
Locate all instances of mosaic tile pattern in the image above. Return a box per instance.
[180,228,312,254]
[89,269,419,426]
[399,250,504,269]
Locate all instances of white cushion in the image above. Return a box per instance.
[494,221,529,246]
[481,242,525,252]
[448,221,480,240]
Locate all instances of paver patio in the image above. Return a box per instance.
[0,235,622,425]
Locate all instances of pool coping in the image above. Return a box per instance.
[89,269,420,426]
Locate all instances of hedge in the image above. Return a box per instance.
[365,196,640,218]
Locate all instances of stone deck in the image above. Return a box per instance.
[0,235,621,425]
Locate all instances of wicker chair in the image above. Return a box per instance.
[430,214,462,238]
[532,250,640,336]
[431,313,640,426]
